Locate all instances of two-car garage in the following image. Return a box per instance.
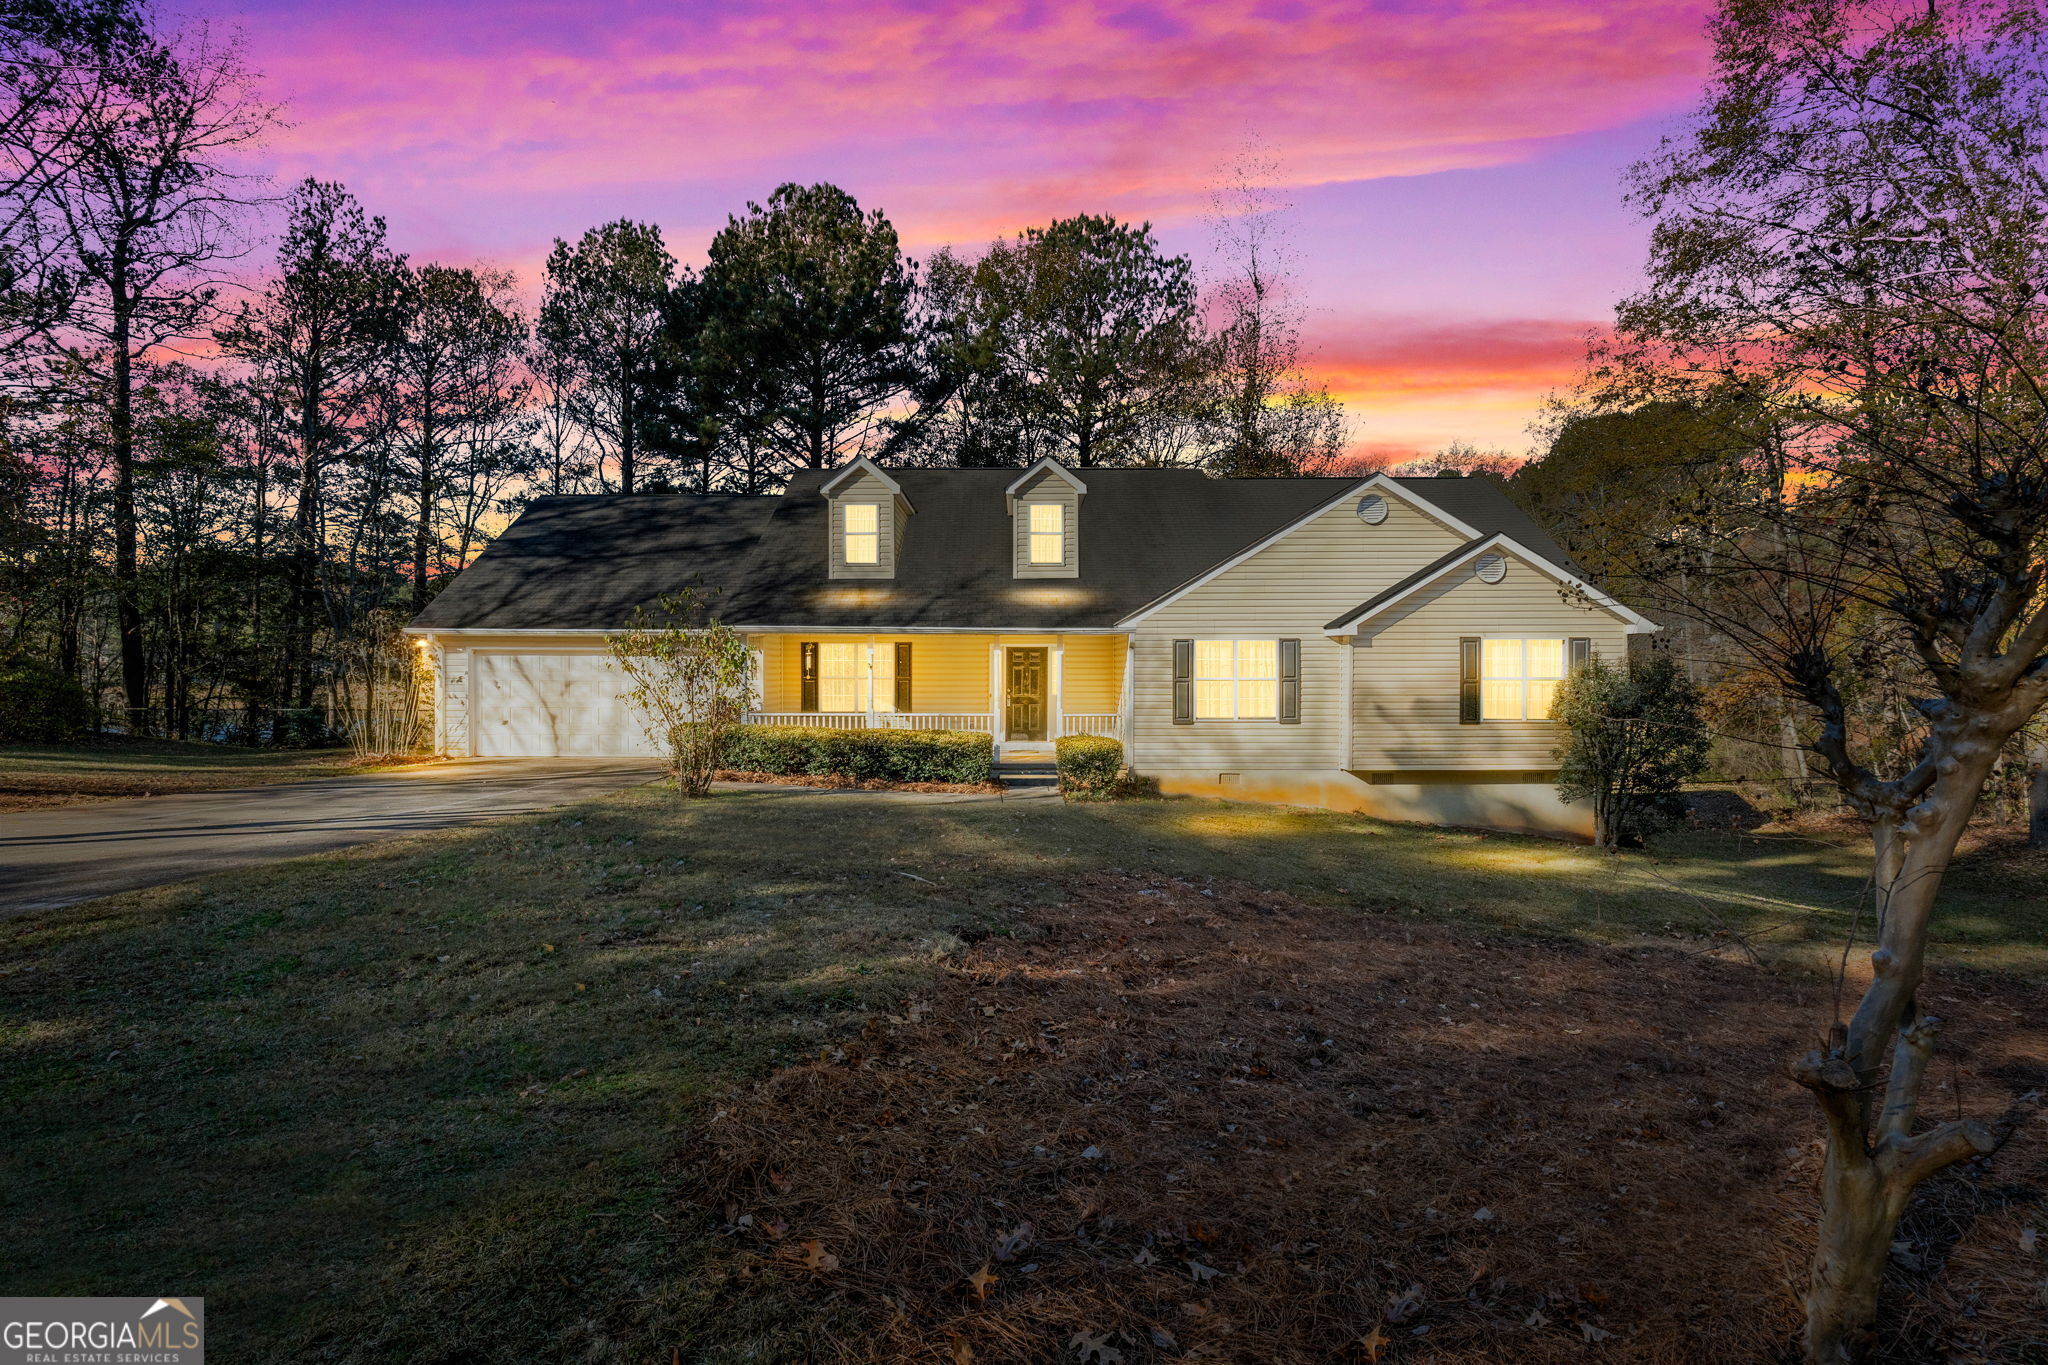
[465,650,660,758]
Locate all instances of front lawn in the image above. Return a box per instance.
[0,736,435,811]
[2,790,2041,1361]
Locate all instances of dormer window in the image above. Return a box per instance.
[1006,456,1086,579]
[1027,503,1065,565]
[843,503,880,564]
[821,456,911,580]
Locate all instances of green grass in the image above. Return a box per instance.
[0,736,421,810]
[1,788,2040,1360]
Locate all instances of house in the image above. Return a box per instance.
[406,456,1655,836]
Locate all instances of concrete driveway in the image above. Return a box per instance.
[0,758,663,916]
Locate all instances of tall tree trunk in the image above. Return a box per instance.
[412,413,434,601]
[109,264,148,734]
[1798,757,1999,1362]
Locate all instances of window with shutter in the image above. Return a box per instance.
[1172,639,1194,724]
[1277,638,1301,724]
[1459,637,1480,725]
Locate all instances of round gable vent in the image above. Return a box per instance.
[1356,493,1389,525]
[1475,553,1508,584]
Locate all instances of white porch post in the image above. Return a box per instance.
[1119,637,1136,756]
[1051,638,1065,739]
[990,640,1002,749]
[865,638,877,728]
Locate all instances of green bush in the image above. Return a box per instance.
[1055,734,1124,800]
[0,658,96,742]
[1554,654,1711,849]
[720,725,994,784]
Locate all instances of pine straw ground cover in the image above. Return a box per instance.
[686,874,2048,1365]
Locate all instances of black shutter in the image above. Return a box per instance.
[1277,638,1301,724]
[800,642,819,712]
[1569,637,1592,671]
[1172,639,1194,725]
[1459,637,1481,725]
[894,642,912,712]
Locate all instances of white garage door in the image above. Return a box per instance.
[472,651,661,757]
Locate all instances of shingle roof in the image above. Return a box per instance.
[410,468,1577,633]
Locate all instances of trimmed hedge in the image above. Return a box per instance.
[720,724,995,785]
[1055,733,1124,799]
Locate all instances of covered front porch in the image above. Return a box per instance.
[742,632,1129,755]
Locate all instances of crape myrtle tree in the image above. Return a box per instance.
[536,219,674,495]
[1576,0,2048,1356]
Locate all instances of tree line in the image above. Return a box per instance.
[0,1,1343,743]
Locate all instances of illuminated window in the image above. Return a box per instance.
[817,642,892,713]
[1194,639,1277,719]
[842,503,879,564]
[1481,638,1565,720]
[1027,502,1064,564]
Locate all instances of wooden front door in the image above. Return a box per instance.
[1005,648,1048,741]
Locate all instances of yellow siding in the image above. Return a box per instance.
[1057,634,1123,712]
[749,632,1125,725]
[1349,553,1627,770]
[1128,492,1465,772]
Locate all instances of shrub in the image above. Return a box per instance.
[1554,654,1711,849]
[1056,734,1124,800]
[0,658,96,742]
[720,725,995,785]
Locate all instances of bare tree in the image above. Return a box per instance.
[19,12,274,731]
[1575,1,2048,1356]
[1201,140,1347,476]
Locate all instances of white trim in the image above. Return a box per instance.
[1322,533,1660,637]
[1004,455,1087,512]
[1338,638,1354,771]
[819,454,905,503]
[1114,474,1484,627]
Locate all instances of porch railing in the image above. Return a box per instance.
[1057,713,1123,741]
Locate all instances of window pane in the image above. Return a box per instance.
[1194,640,1235,679]
[1482,638,1524,680]
[820,644,867,712]
[1236,639,1277,679]
[1237,680,1277,718]
[1195,681,1235,718]
[1028,503,1062,532]
[1527,678,1560,720]
[1481,679,1524,720]
[1029,531,1063,564]
[843,503,879,564]
[1526,638,1565,679]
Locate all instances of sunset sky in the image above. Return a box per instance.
[201,0,1716,461]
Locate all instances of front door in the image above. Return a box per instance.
[1005,648,1048,741]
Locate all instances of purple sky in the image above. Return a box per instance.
[198,0,1714,459]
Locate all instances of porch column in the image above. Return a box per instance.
[1051,638,1065,739]
[865,638,878,728]
[1119,638,1136,755]
[990,640,1002,742]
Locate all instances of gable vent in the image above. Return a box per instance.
[1356,494,1388,525]
[1475,553,1508,584]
